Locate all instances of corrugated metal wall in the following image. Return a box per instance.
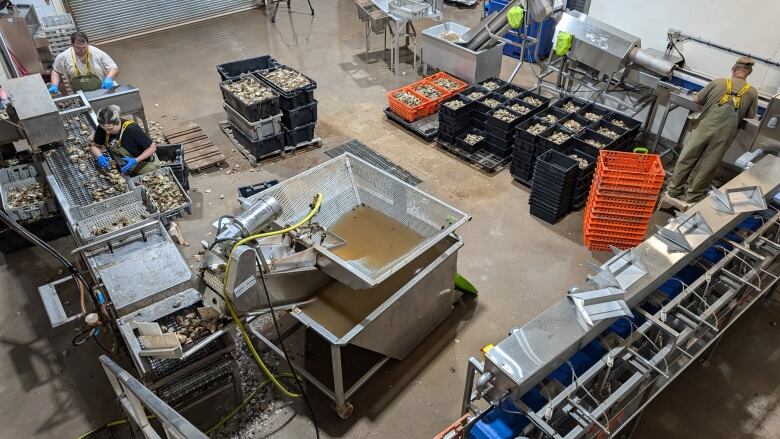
[67,0,257,43]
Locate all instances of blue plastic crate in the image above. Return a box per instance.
[469,401,530,439]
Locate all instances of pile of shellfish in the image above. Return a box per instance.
[140,172,186,213]
[395,91,422,107]
[225,77,276,105]
[7,182,51,208]
[415,84,443,100]
[262,68,312,92]
[160,311,224,345]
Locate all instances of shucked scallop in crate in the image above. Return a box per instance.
[131,167,191,220]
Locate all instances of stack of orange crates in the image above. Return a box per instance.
[583,150,665,251]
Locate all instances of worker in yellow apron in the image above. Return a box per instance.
[49,32,119,94]
[664,56,758,207]
[90,105,160,176]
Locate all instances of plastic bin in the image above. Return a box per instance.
[474,93,508,116]
[558,113,592,135]
[439,95,473,119]
[232,126,285,159]
[501,19,557,62]
[217,55,279,81]
[255,66,317,111]
[456,129,486,153]
[578,105,612,123]
[459,85,490,102]
[552,96,592,114]
[426,72,468,98]
[485,107,525,133]
[387,87,432,122]
[0,178,58,221]
[535,106,569,125]
[220,74,281,122]
[225,103,283,141]
[574,129,616,151]
[539,126,573,151]
[515,117,553,143]
[499,84,527,101]
[155,143,190,190]
[285,122,316,147]
[238,180,279,199]
[477,77,510,94]
[282,100,318,129]
[412,80,450,113]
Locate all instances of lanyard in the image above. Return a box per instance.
[105,120,134,147]
[71,47,92,77]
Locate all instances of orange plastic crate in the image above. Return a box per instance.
[584,236,644,251]
[425,72,468,98]
[411,80,450,115]
[584,216,649,236]
[590,184,661,203]
[387,86,432,122]
[596,150,665,181]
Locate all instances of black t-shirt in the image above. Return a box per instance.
[94,122,153,158]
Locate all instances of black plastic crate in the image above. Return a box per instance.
[285,121,316,146]
[484,121,516,141]
[515,117,553,143]
[232,126,285,158]
[529,204,567,224]
[477,77,510,94]
[552,96,591,113]
[535,149,579,176]
[558,113,592,135]
[499,84,527,101]
[238,179,279,198]
[483,130,513,149]
[474,93,508,115]
[578,104,612,123]
[535,106,569,125]
[217,55,279,81]
[514,137,536,155]
[573,129,616,151]
[255,66,317,110]
[539,126,574,152]
[282,100,318,128]
[604,112,642,133]
[459,85,490,102]
[516,91,550,113]
[456,129,486,153]
[590,120,628,146]
[502,99,537,120]
[532,171,577,194]
[529,193,573,214]
[484,142,512,158]
[438,131,456,144]
[220,75,281,122]
[439,121,470,137]
[439,96,473,118]
[439,111,472,129]
[485,107,525,133]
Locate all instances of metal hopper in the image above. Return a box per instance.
[253,153,470,289]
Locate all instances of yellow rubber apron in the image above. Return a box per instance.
[105,120,160,176]
[70,48,102,92]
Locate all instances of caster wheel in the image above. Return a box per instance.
[334,402,354,419]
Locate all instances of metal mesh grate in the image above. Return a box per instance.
[253,153,468,285]
[73,189,158,241]
[156,354,233,405]
[325,139,422,186]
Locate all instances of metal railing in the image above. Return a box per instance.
[99,355,208,439]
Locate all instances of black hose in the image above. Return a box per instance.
[258,269,320,439]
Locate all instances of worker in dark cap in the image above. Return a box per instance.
[664,56,759,208]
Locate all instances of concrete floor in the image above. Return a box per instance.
[1,1,778,438]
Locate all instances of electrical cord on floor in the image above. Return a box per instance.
[258,267,320,439]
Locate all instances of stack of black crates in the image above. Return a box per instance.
[437,78,550,159]
[511,96,642,218]
[254,66,318,148]
[217,55,317,159]
[529,150,579,224]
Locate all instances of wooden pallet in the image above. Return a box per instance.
[164,124,225,172]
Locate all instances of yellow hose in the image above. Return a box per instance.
[221,193,323,398]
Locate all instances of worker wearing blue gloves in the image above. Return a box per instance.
[90,105,159,176]
[50,32,119,93]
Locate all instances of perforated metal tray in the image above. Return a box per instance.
[247,153,469,289]
[73,187,159,242]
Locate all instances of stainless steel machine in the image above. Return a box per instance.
[451,155,780,438]
[199,153,470,417]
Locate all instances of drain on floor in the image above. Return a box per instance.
[325,139,422,186]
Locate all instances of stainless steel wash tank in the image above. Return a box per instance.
[205,153,469,417]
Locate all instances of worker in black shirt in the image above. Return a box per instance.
[91,105,159,175]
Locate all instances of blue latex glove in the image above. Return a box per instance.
[101,77,114,90]
[120,157,137,174]
[96,155,110,170]
[48,83,59,94]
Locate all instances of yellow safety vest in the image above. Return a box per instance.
[104,120,134,147]
[718,78,751,110]
[71,47,93,77]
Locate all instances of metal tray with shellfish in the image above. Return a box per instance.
[130,167,191,221]
[72,187,160,243]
